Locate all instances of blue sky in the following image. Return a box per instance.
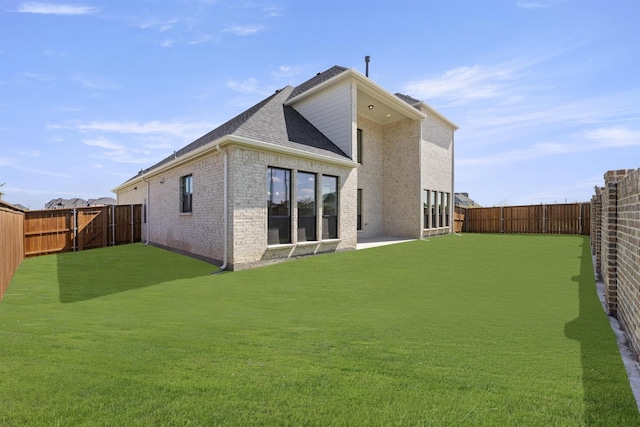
[1,0,638,209]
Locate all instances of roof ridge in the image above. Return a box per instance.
[136,86,292,176]
[288,65,348,100]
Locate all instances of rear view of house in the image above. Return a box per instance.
[113,65,458,270]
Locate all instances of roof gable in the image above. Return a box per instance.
[288,66,348,100]
[126,84,349,182]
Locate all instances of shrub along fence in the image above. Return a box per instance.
[591,168,640,362]
[457,203,591,235]
[0,204,142,301]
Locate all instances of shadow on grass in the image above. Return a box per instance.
[564,237,640,425]
[57,244,217,303]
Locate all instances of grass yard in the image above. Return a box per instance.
[1,234,638,426]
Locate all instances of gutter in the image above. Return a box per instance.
[112,135,357,194]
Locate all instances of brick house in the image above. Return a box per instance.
[113,66,458,270]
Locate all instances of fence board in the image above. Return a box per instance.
[460,203,590,235]
[1,202,25,301]
[24,205,142,257]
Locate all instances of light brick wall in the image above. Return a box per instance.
[356,115,385,238]
[227,146,357,270]
[592,168,640,362]
[115,147,356,270]
[421,107,455,237]
[382,118,422,237]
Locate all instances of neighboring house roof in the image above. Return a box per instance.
[455,192,481,207]
[45,198,87,209]
[87,197,116,206]
[44,197,116,209]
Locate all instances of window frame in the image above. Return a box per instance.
[297,171,317,242]
[180,174,193,213]
[267,167,292,245]
[322,175,339,240]
[357,128,363,164]
[357,188,363,231]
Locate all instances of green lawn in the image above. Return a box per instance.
[1,234,638,426]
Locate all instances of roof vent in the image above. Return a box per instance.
[365,55,370,77]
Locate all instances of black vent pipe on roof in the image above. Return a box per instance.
[365,55,370,77]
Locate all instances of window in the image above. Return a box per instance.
[267,167,291,244]
[423,190,429,229]
[429,191,438,228]
[444,193,450,227]
[180,174,193,213]
[357,189,363,231]
[357,128,363,164]
[322,175,338,239]
[297,172,316,242]
[438,192,444,227]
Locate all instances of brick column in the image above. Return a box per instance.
[600,170,631,316]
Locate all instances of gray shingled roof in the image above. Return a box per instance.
[288,66,348,100]
[125,75,351,183]
[395,93,421,106]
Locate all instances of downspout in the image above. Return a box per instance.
[419,118,425,238]
[217,145,228,271]
[142,175,150,245]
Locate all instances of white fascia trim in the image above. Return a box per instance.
[226,135,358,167]
[286,68,425,122]
[417,101,459,130]
[111,135,357,193]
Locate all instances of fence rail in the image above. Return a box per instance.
[24,205,142,257]
[457,203,590,235]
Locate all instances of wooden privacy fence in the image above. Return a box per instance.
[458,203,591,235]
[24,205,142,257]
[1,202,25,301]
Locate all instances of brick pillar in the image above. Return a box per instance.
[600,170,631,316]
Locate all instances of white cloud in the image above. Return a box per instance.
[458,125,640,167]
[16,2,99,15]
[20,72,53,83]
[73,75,120,90]
[82,137,125,150]
[581,126,640,148]
[221,24,265,36]
[0,156,72,178]
[272,65,302,78]
[136,17,180,32]
[159,38,176,48]
[227,77,258,94]
[17,150,41,157]
[517,1,550,9]
[403,64,521,105]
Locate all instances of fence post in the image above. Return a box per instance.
[542,204,546,234]
[73,208,77,251]
[500,206,504,233]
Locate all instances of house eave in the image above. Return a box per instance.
[112,135,357,193]
[417,101,459,130]
[286,68,426,123]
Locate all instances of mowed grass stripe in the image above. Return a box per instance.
[1,235,638,426]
